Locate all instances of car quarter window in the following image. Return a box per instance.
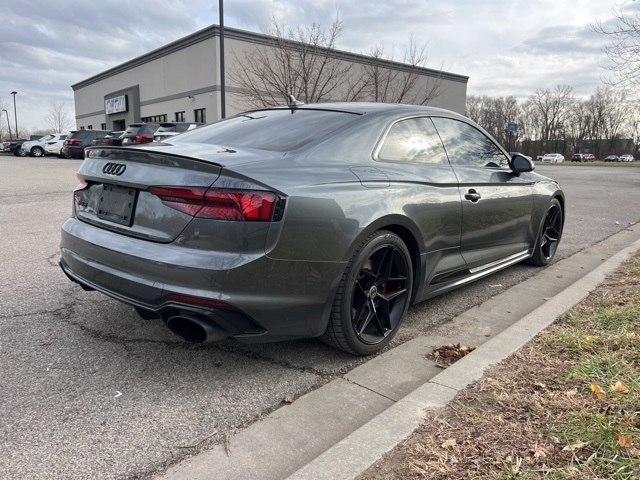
[431,117,510,169]
[377,116,449,164]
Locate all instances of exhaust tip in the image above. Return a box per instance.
[166,315,228,343]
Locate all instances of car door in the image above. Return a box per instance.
[431,116,534,270]
[374,116,465,287]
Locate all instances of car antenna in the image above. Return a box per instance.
[287,95,305,113]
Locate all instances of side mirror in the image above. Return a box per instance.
[511,153,535,173]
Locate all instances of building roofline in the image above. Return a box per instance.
[72,25,468,91]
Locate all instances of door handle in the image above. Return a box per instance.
[465,190,481,202]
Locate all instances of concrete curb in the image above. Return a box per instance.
[286,236,640,480]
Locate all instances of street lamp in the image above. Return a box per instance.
[1,109,12,139]
[11,91,18,139]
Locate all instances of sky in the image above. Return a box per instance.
[0,0,630,133]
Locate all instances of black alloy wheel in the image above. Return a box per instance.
[323,230,413,356]
[528,198,563,266]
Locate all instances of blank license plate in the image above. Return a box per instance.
[97,184,137,226]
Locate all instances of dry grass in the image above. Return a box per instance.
[358,253,640,480]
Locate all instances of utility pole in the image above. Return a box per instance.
[219,0,226,119]
[11,91,18,138]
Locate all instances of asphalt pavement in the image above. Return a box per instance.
[2,158,640,479]
[157,224,640,479]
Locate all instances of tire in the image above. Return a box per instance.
[15,148,27,157]
[31,146,44,157]
[528,198,563,266]
[322,230,413,356]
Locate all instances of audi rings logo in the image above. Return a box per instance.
[103,162,127,176]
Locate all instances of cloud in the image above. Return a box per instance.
[0,0,626,131]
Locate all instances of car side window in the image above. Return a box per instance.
[377,117,449,164]
[431,117,510,169]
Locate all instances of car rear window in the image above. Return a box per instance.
[70,131,91,139]
[171,109,360,152]
[136,124,158,135]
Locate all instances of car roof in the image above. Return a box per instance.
[253,102,460,117]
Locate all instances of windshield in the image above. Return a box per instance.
[171,109,360,152]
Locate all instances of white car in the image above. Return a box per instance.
[22,133,67,157]
[620,154,635,162]
[541,153,565,163]
[44,133,69,157]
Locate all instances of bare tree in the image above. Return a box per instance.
[466,94,522,147]
[357,36,445,105]
[593,1,640,91]
[525,85,574,142]
[564,99,592,153]
[44,101,74,133]
[229,16,445,109]
[229,16,354,108]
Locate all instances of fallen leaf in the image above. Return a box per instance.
[283,396,294,404]
[563,440,588,452]
[563,389,578,397]
[626,332,635,340]
[441,438,457,448]
[618,435,634,447]
[611,381,630,394]
[427,344,477,368]
[590,384,606,399]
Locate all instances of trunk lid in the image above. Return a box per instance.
[74,148,223,242]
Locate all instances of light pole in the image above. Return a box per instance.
[219,0,226,119]
[11,91,18,139]
[2,109,12,139]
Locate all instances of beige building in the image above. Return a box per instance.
[72,25,468,131]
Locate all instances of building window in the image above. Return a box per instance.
[101,123,107,130]
[194,108,206,123]
[80,126,85,130]
[141,114,167,123]
[175,111,185,122]
[87,125,93,130]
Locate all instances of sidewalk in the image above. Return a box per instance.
[157,225,640,480]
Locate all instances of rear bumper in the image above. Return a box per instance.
[60,218,345,341]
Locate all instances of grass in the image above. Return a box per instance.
[358,252,640,480]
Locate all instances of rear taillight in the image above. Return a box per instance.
[74,173,88,193]
[149,187,277,221]
[135,134,154,144]
[47,141,56,145]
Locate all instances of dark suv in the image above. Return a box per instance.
[62,130,111,159]
[121,123,161,145]
[571,154,584,163]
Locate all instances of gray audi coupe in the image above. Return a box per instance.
[60,102,564,355]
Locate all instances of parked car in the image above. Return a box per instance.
[570,154,584,163]
[121,123,160,145]
[582,154,596,162]
[604,155,620,162]
[153,122,204,142]
[62,130,111,159]
[619,154,635,162]
[44,133,69,157]
[7,135,41,156]
[60,102,565,356]
[21,133,67,157]
[93,131,124,147]
[541,153,565,163]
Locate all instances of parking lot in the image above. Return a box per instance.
[2,156,640,479]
